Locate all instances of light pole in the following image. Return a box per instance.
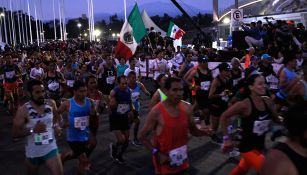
[94,29,101,41]
[77,23,82,39]
[0,13,4,43]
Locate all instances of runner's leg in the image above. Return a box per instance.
[45,154,63,175]
[25,160,39,175]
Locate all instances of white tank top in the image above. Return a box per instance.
[25,100,57,158]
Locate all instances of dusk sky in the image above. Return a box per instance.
[1,0,233,20]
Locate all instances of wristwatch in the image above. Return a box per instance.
[152,148,159,155]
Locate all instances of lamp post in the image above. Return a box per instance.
[77,23,82,39]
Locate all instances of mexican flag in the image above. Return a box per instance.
[167,21,185,40]
[115,4,146,60]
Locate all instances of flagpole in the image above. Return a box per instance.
[34,2,39,46]
[16,1,21,44]
[91,0,94,41]
[87,0,91,41]
[61,0,66,40]
[39,0,44,42]
[0,15,2,43]
[10,0,16,46]
[58,0,63,40]
[37,0,42,43]
[124,0,127,21]
[3,5,8,44]
[20,0,25,45]
[27,0,33,44]
[52,0,56,40]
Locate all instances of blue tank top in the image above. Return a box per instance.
[130,83,141,112]
[67,98,91,142]
[277,67,298,98]
[283,67,297,83]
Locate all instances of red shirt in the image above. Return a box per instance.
[153,102,189,174]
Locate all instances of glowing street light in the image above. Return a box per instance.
[77,23,82,28]
[94,29,101,37]
[84,33,88,37]
[112,33,115,37]
[223,17,230,24]
[0,13,4,17]
[116,33,120,37]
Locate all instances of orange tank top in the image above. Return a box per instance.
[153,102,189,174]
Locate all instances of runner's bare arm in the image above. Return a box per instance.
[140,107,159,151]
[140,82,151,96]
[109,90,117,109]
[149,91,160,109]
[183,69,196,87]
[185,103,211,136]
[50,99,61,126]
[262,96,283,124]
[89,99,99,136]
[12,105,31,138]
[208,78,220,99]
[220,100,249,136]
[57,100,69,115]
[260,149,296,175]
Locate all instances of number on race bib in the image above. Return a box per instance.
[5,71,15,79]
[253,120,271,136]
[117,104,130,114]
[200,81,210,91]
[74,116,89,130]
[48,82,60,91]
[66,80,75,87]
[106,76,115,84]
[169,145,188,167]
[34,130,53,145]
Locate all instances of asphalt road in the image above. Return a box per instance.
[0,80,258,175]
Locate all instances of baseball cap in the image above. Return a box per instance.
[261,54,270,60]
[218,62,231,72]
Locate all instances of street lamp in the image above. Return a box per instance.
[223,17,230,24]
[94,29,101,37]
[116,33,120,37]
[77,23,82,28]
[0,13,4,17]
[112,33,115,37]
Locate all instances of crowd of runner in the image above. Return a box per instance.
[0,19,306,175]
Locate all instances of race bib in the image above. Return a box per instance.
[253,120,271,136]
[131,92,140,102]
[266,75,278,90]
[74,116,89,130]
[106,76,115,84]
[233,78,241,86]
[66,80,75,87]
[200,81,210,91]
[48,82,60,91]
[5,71,15,79]
[169,145,188,167]
[222,95,229,102]
[34,129,53,145]
[117,104,130,114]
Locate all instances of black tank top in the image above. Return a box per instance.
[275,142,307,175]
[45,72,61,92]
[194,68,212,94]
[101,66,116,85]
[239,96,272,153]
[211,76,233,105]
